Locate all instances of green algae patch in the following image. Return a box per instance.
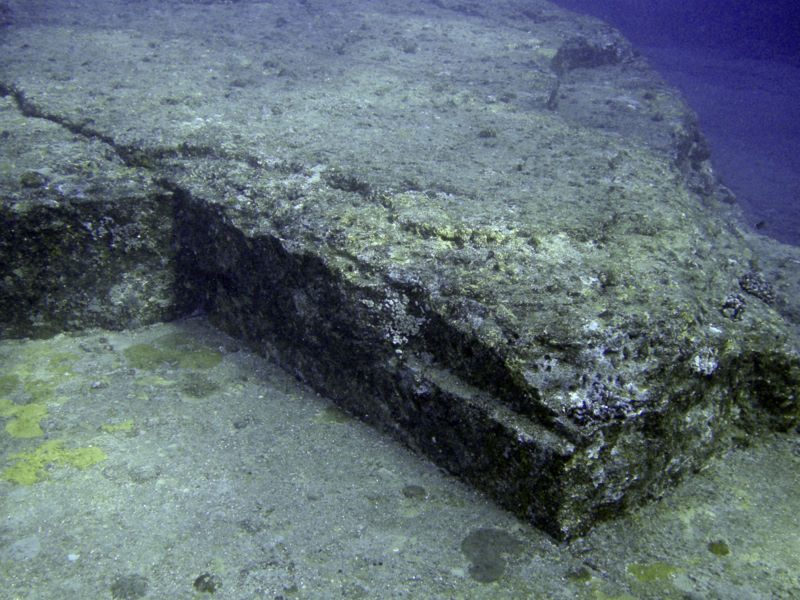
[123,343,173,369]
[0,373,20,395]
[313,406,351,424]
[134,375,175,388]
[565,566,593,584]
[1,344,79,405]
[24,378,58,403]
[707,540,730,556]
[123,340,223,371]
[0,399,47,438]
[100,419,134,433]
[177,347,223,370]
[627,562,682,584]
[45,351,80,370]
[2,440,106,485]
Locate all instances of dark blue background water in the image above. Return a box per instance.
[552,0,800,247]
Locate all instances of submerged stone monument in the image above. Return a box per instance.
[1,0,798,539]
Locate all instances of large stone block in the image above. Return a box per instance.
[1,0,797,538]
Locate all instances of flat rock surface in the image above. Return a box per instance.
[0,320,798,598]
[1,0,799,540]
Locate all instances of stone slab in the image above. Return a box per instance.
[1,0,798,538]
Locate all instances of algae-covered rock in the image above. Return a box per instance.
[0,0,797,538]
[0,95,185,338]
[1,440,106,485]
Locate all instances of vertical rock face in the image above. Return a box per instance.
[1,0,798,538]
[0,95,185,336]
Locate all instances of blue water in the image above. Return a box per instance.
[552,0,800,247]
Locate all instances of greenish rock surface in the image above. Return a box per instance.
[2,439,107,485]
[1,0,798,539]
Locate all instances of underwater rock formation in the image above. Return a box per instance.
[1,0,798,538]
